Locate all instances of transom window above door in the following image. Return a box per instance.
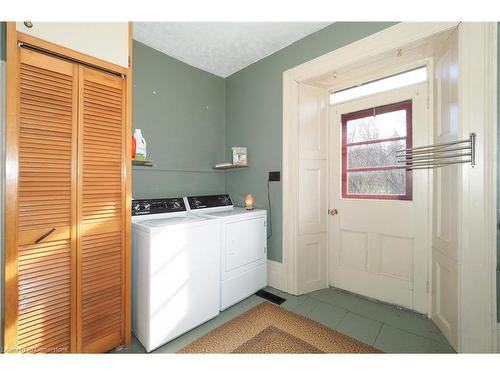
[341,100,412,200]
[330,67,427,104]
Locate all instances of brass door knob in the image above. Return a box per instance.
[328,208,338,216]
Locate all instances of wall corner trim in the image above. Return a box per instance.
[267,260,285,292]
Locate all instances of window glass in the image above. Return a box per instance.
[341,100,412,200]
[347,140,406,169]
[331,67,427,104]
[347,169,406,196]
[346,110,407,143]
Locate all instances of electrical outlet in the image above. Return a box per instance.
[269,171,280,182]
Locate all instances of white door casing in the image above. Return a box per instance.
[329,83,430,313]
[297,84,329,294]
[456,23,497,353]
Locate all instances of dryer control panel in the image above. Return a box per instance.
[186,194,233,210]
[132,198,186,216]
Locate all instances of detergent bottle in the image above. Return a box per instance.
[134,129,147,160]
[132,136,137,159]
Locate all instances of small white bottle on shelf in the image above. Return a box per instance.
[134,129,147,160]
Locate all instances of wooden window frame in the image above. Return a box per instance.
[341,99,413,200]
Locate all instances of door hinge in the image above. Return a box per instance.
[426,280,429,293]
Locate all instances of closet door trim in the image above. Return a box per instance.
[16,30,128,76]
[123,21,133,347]
[4,21,21,353]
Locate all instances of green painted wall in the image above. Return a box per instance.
[0,22,5,61]
[132,40,227,199]
[497,23,500,322]
[225,22,397,262]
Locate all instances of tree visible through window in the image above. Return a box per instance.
[341,100,412,200]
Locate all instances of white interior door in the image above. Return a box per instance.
[297,83,329,294]
[430,29,459,350]
[329,83,430,313]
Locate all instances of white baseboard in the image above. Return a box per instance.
[267,260,285,292]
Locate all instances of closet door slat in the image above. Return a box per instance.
[77,67,125,353]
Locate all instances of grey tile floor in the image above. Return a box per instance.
[112,286,455,354]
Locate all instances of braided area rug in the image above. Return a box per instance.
[178,302,381,354]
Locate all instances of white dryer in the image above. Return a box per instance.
[185,194,267,311]
[132,197,220,352]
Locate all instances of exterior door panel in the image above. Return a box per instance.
[329,84,430,313]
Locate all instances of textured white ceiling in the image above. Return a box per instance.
[133,22,332,78]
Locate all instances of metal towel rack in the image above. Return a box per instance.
[396,133,476,170]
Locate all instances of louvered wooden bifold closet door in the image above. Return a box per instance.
[8,47,126,354]
[15,49,78,353]
[77,67,125,353]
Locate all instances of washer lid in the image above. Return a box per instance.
[200,207,266,218]
[138,215,210,227]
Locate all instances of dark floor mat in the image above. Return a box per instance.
[255,289,286,305]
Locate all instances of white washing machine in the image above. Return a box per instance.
[132,197,220,352]
[185,194,267,311]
